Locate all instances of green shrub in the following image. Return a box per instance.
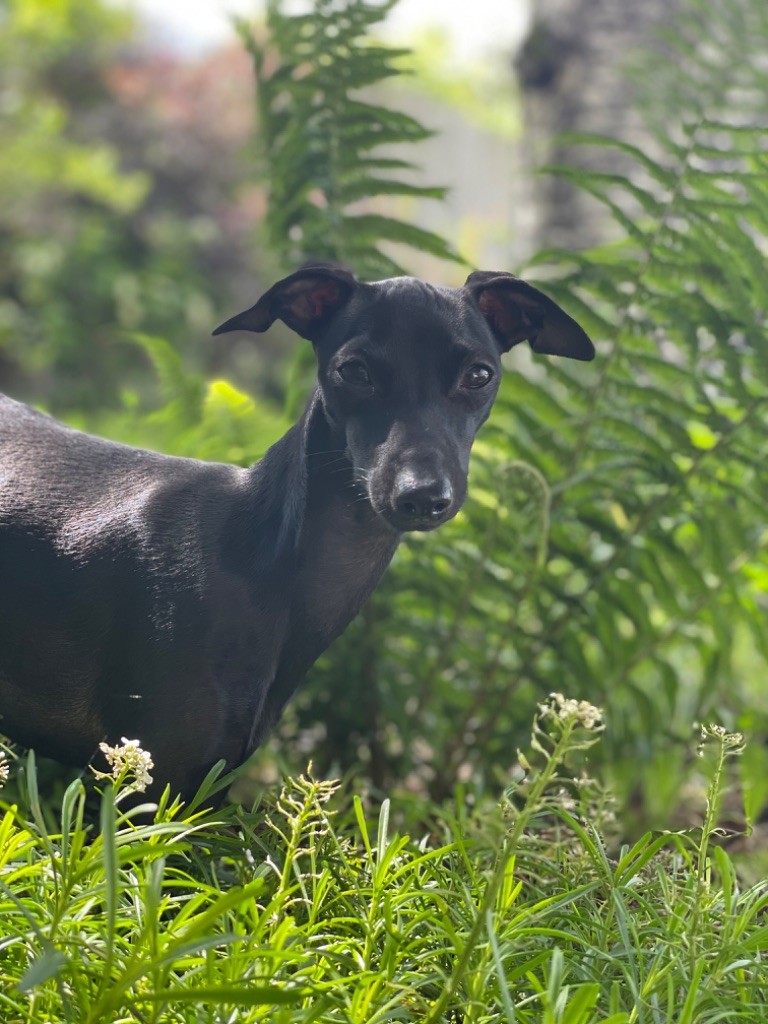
[251,0,768,826]
[0,702,765,1022]
[23,0,768,831]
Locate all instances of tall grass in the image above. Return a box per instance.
[1,701,765,1023]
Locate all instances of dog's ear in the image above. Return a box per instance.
[465,270,595,361]
[213,264,357,341]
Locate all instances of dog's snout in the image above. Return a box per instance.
[391,474,454,529]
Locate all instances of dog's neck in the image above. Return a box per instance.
[297,387,400,586]
[245,386,396,562]
[237,386,400,745]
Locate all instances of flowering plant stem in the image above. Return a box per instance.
[689,725,746,969]
[424,699,600,1024]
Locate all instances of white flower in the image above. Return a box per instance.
[0,760,8,788]
[93,737,154,793]
[697,723,745,756]
[542,692,604,731]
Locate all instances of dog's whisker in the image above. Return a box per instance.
[305,448,348,458]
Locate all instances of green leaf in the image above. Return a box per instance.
[140,985,311,1005]
[16,945,67,993]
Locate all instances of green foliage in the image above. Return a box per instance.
[273,0,768,824]
[4,0,766,863]
[4,0,768,1013]
[0,0,143,208]
[68,333,290,463]
[240,0,462,279]
[17,0,764,835]
[0,0,146,405]
[1,706,766,1022]
[0,0,262,410]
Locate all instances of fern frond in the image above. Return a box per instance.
[291,0,768,815]
[241,0,461,275]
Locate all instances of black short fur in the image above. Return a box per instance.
[0,265,593,800]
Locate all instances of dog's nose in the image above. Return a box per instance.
[393,478,453,526]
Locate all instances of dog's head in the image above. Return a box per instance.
[214,264,593,532]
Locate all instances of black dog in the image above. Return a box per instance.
[0,264,593,799]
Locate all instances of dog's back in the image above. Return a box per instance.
[0,394,255,779]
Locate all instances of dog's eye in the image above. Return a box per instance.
[461,364,494,389]
[338,361,371,387]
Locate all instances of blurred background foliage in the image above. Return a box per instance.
[0,0,275,410]
[1,0,767,834]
